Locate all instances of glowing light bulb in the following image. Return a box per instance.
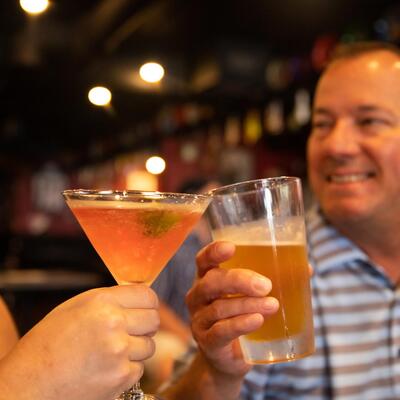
[139,62,165,83]
[88,86,112,106]
[146,156,166,175]
[20,0,49,15]
[368,60,379,70]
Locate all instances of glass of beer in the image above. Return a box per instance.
[207,177,314,364]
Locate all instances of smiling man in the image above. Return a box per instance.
[308,44,400,283]
[162,42,400,400]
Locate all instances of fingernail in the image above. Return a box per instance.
[252,276,270,293]
[263,297,279,312]
[216,241,235,256]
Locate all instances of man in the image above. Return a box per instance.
[0,284,159,400]
[161,41,400,399]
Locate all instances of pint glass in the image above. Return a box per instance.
[207,177,315,364]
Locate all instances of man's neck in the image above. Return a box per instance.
[334,219,400,284]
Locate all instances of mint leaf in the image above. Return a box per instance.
[138,210,181,237]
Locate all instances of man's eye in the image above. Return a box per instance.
[312,120,333,129]
[357,117,388,127]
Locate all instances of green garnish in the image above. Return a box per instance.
[138,210,181,237]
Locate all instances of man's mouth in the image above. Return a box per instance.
[326,173,375,183]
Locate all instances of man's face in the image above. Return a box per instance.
[307,50,400,227]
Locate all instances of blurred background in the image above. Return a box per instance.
[1,0,400,334]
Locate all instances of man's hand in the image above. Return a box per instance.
[187,241,279,377]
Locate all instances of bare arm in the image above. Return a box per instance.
[0,296,18,359]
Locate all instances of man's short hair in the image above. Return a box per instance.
[328,41,400,65]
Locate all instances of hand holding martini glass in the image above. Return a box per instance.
[63,189,211,400]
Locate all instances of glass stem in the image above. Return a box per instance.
[120,381,144,400]
[131,381,144,398]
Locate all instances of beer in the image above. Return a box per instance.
[208,177,315,364]
[221,243,312,342]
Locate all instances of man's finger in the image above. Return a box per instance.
[86,285,159,309]
[196,241,236,278]
[194,296,279,330]
[126,309,160,336]
[201,314,265,350]
[187,267,272,313]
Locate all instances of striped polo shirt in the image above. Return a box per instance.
[240,206,400,400]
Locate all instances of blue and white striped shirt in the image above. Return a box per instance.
[240,206,400,399]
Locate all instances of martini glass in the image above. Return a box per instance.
[63,189,211,400]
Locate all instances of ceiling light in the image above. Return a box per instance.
[145,156,166,175]
[20,0,49,15]
[139,62,165,83]
[88,86,112,106]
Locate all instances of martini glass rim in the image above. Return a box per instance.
[62,188,211,201]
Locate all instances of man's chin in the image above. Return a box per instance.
[320,201,367,225]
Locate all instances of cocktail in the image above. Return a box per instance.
[63,189,211,400]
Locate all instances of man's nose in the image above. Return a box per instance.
[324,119,360,157]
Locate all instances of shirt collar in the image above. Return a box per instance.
[306,206,369,275]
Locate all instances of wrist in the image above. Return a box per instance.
[199,353,246,399]
[162,351,245,400]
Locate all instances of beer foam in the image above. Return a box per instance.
[212,217,306,244]
[215,239,304,246]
